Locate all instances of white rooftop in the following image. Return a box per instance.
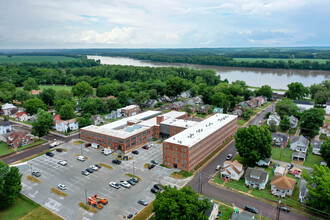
[2,103,16,110]
[121,105,139,111]
[164,114,237,148]
[160,118,198,128]
[139,111,187,127]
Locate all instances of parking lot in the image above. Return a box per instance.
[21,140,190,220]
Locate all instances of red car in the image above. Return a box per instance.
[142,145,149,150]
[56,148,63,152]
[85,143,91,147]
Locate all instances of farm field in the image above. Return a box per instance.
[0,55,79,64]
[234,58,329,64]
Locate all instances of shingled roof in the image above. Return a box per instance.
[271,175,296,190]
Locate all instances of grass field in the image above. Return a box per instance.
[0,142,15,157]
[39,85,73,91]
[218,205,233,220]
[271,147,294,163]
[225,179,249,193]
[303,154,323,168]
[234,58,329,64]
[0,55,79,64]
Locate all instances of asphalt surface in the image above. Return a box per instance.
[187,103,313,220]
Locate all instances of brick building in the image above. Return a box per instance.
[163,114,237,171]
[7,132,34,148]
[120,105,140,117]
[80,111,187,153]
[160,118,198,138]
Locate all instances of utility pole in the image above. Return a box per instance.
[276,198,281,220]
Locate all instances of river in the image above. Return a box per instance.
[87,55,330,90]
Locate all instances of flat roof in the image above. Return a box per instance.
[164,114,237,148]
[160,118,198,128]
[121,105,139,111]
[139,111,187,127]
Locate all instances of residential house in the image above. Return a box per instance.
[272,133,289,148]
[120,105,140,117]
[15,112,30,122]
[272,92,285,101]
[290,136,309,153]
[53,114,61,125]
[325,100,330,115]
[180,90,191,99]
[29,115,37,123]
[102,95,115,103]
[244,100,258,109]
[245,168,269,190]
[183,96,203,106]
[145,99,158,109]
[7,132,33,148]
[55,119,79,133]
[198,105,212,114]
[230,211,255,220]
[105,110,122,120]
[292,151,306,162]
[274,166,285,176]
[1,103,17,116]
[299,179,308,204]
[293,100,315,112]
[91,115,105,125]
[312,140,323,155]
[252,96,267,106]
[200,198,219,220]
[256,158,271,167]
[288,116,298,129]
[271,175,296,197]
[220,160,244,181]
[321,122,330,137]
[321,161,327,166]
[30,90,42,95]
[213,107,223,114]
[171,101,185,111]
[267,114,281,126]
[188,106,198,113]
[0,121,13,135]
[232,108,243,117]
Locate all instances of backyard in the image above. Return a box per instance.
[271,147,293,163]
[218,205,234,220]
[303,154,323,168]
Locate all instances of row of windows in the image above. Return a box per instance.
[164,144,187,152]
[163,161,187,170]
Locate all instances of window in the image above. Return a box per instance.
[97,140,101,143]
[143,137,146,140]
[173,158,175,162]
[86,132,90,136]
[147,130,150,134]
[126,145,130,149]
[119,139,123,144]
[131,136,136,141]
[102,141,106,145]
[126,139,130,143]
[173,152,175,156]
[87,137,91,140]
[176,152,178,156]
[92,133,95,137]
[165,156,167,159]
[143,131,146,136]
[113,138,117,143]
[138,139,142,143]
[81,130,85,134]
[137,134,142,138]
[96,134,100,138]
[102,136,106,140]
[108,143,112,147]
[107,137,112,141]
[132,142,136,146]
[177,159,179,162]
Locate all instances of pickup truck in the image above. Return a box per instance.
[102,148,114,156]
[49,141,60,148]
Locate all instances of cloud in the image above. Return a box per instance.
[81,27,135,44]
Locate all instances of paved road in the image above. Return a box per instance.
[188,103,313,220]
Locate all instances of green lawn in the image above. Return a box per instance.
[225,179,249,192]
[213,174,225,185]
[18,140,47,151]
[303,154,323,168]
[325,119,330,123]
[39,85,73,92]
[237,119,248,125]
[0,55,79,64]
[234,58,329,64]
[218,205,233,220]
[288,128,297,135]
[271,147,293,163]
[251,189,277,202]
[319,133,328,141]
[0,142,15,157]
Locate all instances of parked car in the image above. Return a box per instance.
[112,159,121,165]
[138,199,148,206]
[120,181,131,188]
[142,145,149,150]
[279,206,290,212]
[127,214,133,219]
[46,152,54,157]
[216,165,221,171]
[244,206,258,214]
[226,154,233,160]
[109,182,121,189]
[127,179,136,186]
[286,164,294,170]
[90,165,99,171]
[150,188,159,194]
[58,160,67,166]
[132,150,139,155]
[56,148,63,152]
[86,168,94,173]
[131,177,139,183]
[58,184,66,190]
[85,143,91,147]
[154,184,163,191]
[95,164,101,169]
[148,164,155,169]
[102,148,114,155]
[151,160,159,165]
[77,156,85,161]
[32,171,41,177]
[81,170,89,176]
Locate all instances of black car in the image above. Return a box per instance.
[127,214,133,219]
[127,179,136,186]
[148,164,155,169]
[150,188,159,194]
[95,164,101,169]
[56,148,63,152]
[32,171,41,177]
[46,152,54,157]
[279,206,290,212]
[112,159,121,165]
[154,184,163,191]
[132,150,139,155]
[86,168,94,173]
[244,206,258,214]
[131,177,139,183]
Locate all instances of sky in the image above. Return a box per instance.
[0,0,329,49]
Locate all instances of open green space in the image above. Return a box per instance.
[213,174,225,185]
[251,189,278,202]
[271,147,293,163]
[0,142,15,157]
[303,154,323,168]
[234,58,329,64]
[39,85,73,92]
[0,55,79,64]
[218,205,234,220]
[319,133,328,141]
[225,179,249,193]
[18,140,47,151]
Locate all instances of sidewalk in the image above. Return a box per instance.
[271,159,313,170]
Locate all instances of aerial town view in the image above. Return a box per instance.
[0,1,329,220]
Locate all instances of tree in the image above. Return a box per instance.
[96,85,108,97]
[300,108,325,137]
[285,82,309,100]
[134,91,150,107]
[0,82,16,93]
[80,97,106,115]
[24,98,47,115]
[268,123,277,133]
[265,112,271,119]
[275,98,299,119]
[303,165,330,214]
[256,85,273,100]
[13,90,32,104]
[155,101,163,108]
[165,77,187,97]
[320,139,330,166]
[55,99,75,113]
[72,81,93,99]
[117,91,129,106]
[55,90,73,101]
[211,92,226,106]
[153,186,211,220]
[148,89,158,99]
[76,117,92,128]
[106,98,121,112]
[310,83,327,99]
[242,107,254,120]
[0,161,22,209]
[31,109,53,137]
[234,125,272,166]
[279,115,291,131]
[314,91,329,106]
[39,88,56,106]
[59,104,75,120]
[23,77,39,91]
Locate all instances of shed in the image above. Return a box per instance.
[274,166,285,176]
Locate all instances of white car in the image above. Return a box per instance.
[216,165,221,171]
[109,182,121,189]
[90,165,98,171]
[76,156,85,162]
[58,160,67,166]
[58,184,66,190]
[120,181,131,188]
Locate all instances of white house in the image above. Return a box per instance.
[312,140,323,155]
[288,115,298,129]
[267,114,281,126]
[290,135,309,153]
[180,90,191,99]
[1,103,17,116]
[321,122,330,137]
[326,100,330,115]
[0,121,13,135]
[244,168,269,190]
[91,115,104,125]
[271,175,296,197]
[256,158,271,166]
[15,112,30,122]
[220,160,244,181]
[55,119,79,133]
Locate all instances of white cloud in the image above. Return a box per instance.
[81,27,135,44]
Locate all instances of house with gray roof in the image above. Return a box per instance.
[256,158,271,167]
[267,114,281,126]
[289,115,298,129]
[145,99,158,108]
[91,115,105,125]
[312,140,323,155]
[299,179,308,203]
[183,96,203,106]
[290,135,309,153]
[244,167,269,190]
[272,133,289,148]
[180,90,191,99]
[171,101,184,111]
[198,105,212,114]
[230,211,255,220]
[292,151,306,161]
